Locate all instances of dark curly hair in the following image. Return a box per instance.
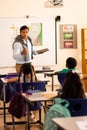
[66,57,77,68]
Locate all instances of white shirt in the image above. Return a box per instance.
[13,39,38,64]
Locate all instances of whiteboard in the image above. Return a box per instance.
[0,17,56,67]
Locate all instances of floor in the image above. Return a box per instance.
[0,109,44,130]
[0,85,60,130]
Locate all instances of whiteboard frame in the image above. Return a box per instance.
[0,17,56,67]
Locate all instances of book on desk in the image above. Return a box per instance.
[26,89,43,96]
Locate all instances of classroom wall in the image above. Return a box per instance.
[0,0,87,72]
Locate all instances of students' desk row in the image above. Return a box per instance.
[23,95,87,130]
[1,78,26,128]
[0,66,54,75]
[44,72,87,91]
[22,91,58,130]
[52,116,87,130]
[1,77,54,129]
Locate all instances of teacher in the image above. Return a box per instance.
[12,25,48,73]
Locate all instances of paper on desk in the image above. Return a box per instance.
[76,121,87,130]
[29,94,47,101]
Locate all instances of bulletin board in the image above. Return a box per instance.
[59,24,77,49]
[0,17,56,67]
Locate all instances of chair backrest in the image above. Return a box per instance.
[0,74,7,78]
[67,98,87,116]
[0,73,19,79]
[57,73,67,86]
[0,74,18,103]
[15,81,46,93]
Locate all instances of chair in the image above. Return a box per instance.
[57,73,67,86]
[11,81,46,130]
[15,81,46,110]
[15,81,46,92]
[0,74,19,103]
[56,73,67,93]
[67,98,87,116]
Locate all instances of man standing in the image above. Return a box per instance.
[13,25,48,72]
[13,25,34,72]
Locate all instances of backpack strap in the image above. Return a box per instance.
[54,98,70,107]
[50,98,71,117]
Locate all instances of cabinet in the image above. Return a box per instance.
[81,28,87,91]
[81,28,87,73]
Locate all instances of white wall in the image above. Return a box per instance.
[0,0,87,72]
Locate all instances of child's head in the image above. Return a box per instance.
[60,71,85,98]
[22,63,32,75]
[18,63,37,82]
[66,57,77,69]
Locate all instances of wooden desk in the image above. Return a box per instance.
[22,91,58,102]
[35,69,54,80]
[52,116,87,130]
[44,73,87,91]
[1,77,52,130]
[0,66,54,75]
[79,74,87,80]
[0,66,16,74]
[22,91,58,130]
[35,69,54,74]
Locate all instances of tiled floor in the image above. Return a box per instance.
[0,99,45,130]
[0,110,44,130]
[0,85,60,130]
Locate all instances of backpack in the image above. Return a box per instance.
[8,92,26,119]
[43,98,71,130]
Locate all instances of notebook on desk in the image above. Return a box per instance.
[26,90,43,95]
[22,91,58,102]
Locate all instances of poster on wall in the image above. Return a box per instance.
[64,41,73,48]
[59,24,77,49]
[29,23,42,46]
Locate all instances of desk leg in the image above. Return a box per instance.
[3,83,6,125]
[52,75,54,91]
[3,101,6,125]
[25,103,30,130]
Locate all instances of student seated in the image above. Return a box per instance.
[43,71,85,130]
[5,63,39,122]
[55,57,80,86]
[4,63,38,83]
[55,57,80,75]
[58,71,86,98]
